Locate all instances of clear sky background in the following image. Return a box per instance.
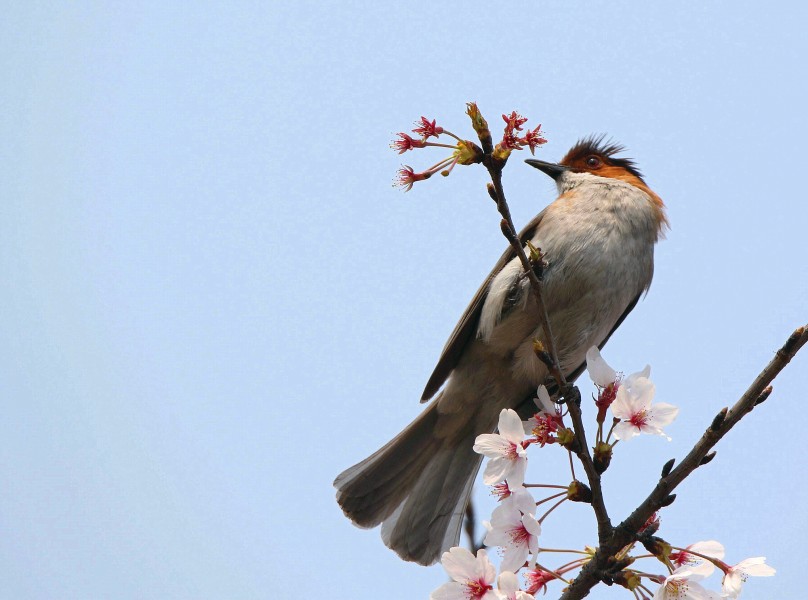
[1,2,806,599]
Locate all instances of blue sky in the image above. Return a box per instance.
[1,2,806,598]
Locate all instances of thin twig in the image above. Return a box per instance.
[484,161,612,541]
[486,165,564,385]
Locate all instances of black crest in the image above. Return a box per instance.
[561,134,645,181]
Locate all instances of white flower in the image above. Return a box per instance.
[495,571,535,600]
[672,540,726,577]
[523,386,563,444]
[431,547,498,600]
[474,409,528,486]
[653,566,721,600]
[493,482,537,516]
[721,557,775,598]
[611,373,678,441]
[483,503,541,572]
[534,385,556,415]
[586,346,618,387]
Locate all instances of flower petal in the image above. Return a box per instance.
[522,513,542,537]
[649,402,679,427]
[430,581,465,600]
[535,385,555,414]
[613,420,640,441]
[482,457,510,485]
[689,540,725,560]
[506,486,537,515]
[440,546,479,582]
[586,346,617,387]
[473,434,510,457]
[736,557,775,576]
[497,571,520,596]
[498,409,526,443]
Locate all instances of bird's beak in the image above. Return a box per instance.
[525,159,569,181]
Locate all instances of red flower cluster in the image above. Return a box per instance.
[391,105,548,191]
[524,568,556,595]
[529,413,561,447]
[499,111,548,155]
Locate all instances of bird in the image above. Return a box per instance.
[334,135,668,566]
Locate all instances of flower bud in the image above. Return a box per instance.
[567,480,593,503]
[610,570,641,591]
[593,441,613,474]
[641,535,672,563]
[556,426,576,449]
[465,102,491,150]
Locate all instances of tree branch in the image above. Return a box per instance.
[558,324,808,600]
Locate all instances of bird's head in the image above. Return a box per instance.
[525,135,667,230]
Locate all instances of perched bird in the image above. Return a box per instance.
[334,136,668,565]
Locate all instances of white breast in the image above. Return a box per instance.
[477,173,659,382]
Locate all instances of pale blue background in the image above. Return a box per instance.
[1,2,806,599]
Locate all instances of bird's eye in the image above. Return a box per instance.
[585,156,602,168]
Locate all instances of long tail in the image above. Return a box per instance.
[333,397,483,565]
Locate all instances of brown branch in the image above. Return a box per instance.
[558,324,808,600]
[563,388,612,543]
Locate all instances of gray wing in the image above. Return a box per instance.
[420,210,547,402]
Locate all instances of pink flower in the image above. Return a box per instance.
[652,566,721,600]
[491,483,537,516]
[413,116,444,139]
[474,409,528,486]
[484,503,541,572]
[431,547,498,600]
[611,371,678,441]
[495,571,535,600]
[393,165,431,192]
[523,568,555,595]
[523,386,563,446]
[670,540,725,576]
[522,126,547,155]
[390,132,427,153]
[585,346,619,388]
[502,111,528,131]
[585,347,623,422]
[720,557,775,598]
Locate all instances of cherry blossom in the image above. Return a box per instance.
[522,125,547,155]
[394,165,431,191]
[495,571,535,600]
[474,409,528,486]
[652,566,721,600]
[431,547,497,600]
[611,372,678,441]
[484,503,541,572]
[585,347,624,420]
[720,557,775,598]
[585,347,619,388]
[390,132,428,153]
[412,116,444,139]
[671,540,725,576]
[523,569,555,595]
[523,386,562,445]
[492,483,537,516]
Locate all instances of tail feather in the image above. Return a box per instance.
[334,400,442,529]
[334,359,528,565]
[381,443,482,564]
[333,398,482,565]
